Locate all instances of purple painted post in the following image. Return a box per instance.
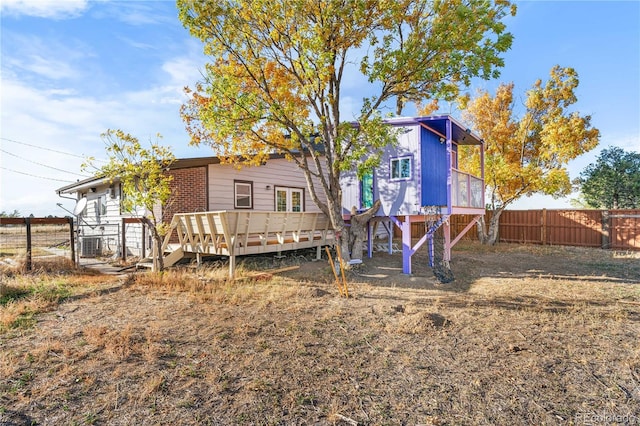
[402,218,412,274]
[367,220,373,258]
[480,140,486,208]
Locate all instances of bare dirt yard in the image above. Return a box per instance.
[1,242,639,425]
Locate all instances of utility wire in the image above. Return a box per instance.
[0,137,106,163]
[0,166,75,183]
[0,148,91,178]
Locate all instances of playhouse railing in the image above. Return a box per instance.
[452,170,484,208]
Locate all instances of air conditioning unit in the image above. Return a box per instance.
[81,236,102,257]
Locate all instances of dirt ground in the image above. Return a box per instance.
[1,242,639,425]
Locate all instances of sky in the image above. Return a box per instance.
[1,0,639,217]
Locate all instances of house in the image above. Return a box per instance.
[341,115,485,274]
[57,114,484,276]
[56,155,328,261]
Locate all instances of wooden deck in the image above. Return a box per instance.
[158,211,335,276]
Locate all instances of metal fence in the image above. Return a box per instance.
[0,217,75,270]
[76,218,151,261]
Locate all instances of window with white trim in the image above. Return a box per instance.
[390,156,412,180]
[275,186,304,212]
[234,180,253,209]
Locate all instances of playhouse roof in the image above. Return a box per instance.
[385,115,483,146]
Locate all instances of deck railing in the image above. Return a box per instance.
[452,170,484,208]
[160,210,335,276]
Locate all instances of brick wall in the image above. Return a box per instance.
[163,166,208,223]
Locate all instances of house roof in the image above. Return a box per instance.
[57,115,481,195]
[55,154,288,194]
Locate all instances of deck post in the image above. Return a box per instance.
[443,220,451,262]
[367,220,373,258]
[229,255,235,279]
[401,217,412,274]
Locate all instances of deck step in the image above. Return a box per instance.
[136,248,185,269]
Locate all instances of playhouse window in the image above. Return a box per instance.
[390,156,412,180]
[234,180,253,209]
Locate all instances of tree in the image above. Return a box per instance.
[0,210,21,218]
[461,66,600,245]
[84,130,175,271]
[578,147,640,209]
[177,0,516,263]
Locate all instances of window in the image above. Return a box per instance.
[234,180,253,209]
[390,156,412,180]
[275,187,304,212]
[361,173,374,209]
[94,195,107,223]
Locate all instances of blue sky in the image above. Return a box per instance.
[1,0,639,216]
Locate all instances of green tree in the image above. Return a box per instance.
[578,147,640,209]
[84,130,175,271]
[461,66,600,245]
[0,210,21,218]
[177,0,516,262]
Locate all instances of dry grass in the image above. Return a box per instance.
[1,261,120,333]
[1,242,639,425]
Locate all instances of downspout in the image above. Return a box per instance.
[57,191,81,265]
[57,191,78,203]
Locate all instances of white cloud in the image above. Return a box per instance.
[0,50,208,216]
[90,1,175,26]
[0,0,88,19]
[18,54,80,80]
[1,32,92,83]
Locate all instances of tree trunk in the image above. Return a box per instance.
[142,218,164,272]
[477,208,503,246]
[348,200,381,262]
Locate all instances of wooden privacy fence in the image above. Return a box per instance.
[402,209,640,250]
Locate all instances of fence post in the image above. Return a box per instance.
[25,217,32,271]
[68,217,76,267]
[601,210,610,249]
[142,223,146,258]
[122,218,127,262]
[541,209,547,245]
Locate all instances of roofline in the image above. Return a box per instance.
[55,152,294,194]
[384,115,483,145]
[56,115,481,194]
[56,176,116,195]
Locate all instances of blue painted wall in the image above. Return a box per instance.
[420,127,448,206]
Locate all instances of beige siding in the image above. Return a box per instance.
[208,158,327,212]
